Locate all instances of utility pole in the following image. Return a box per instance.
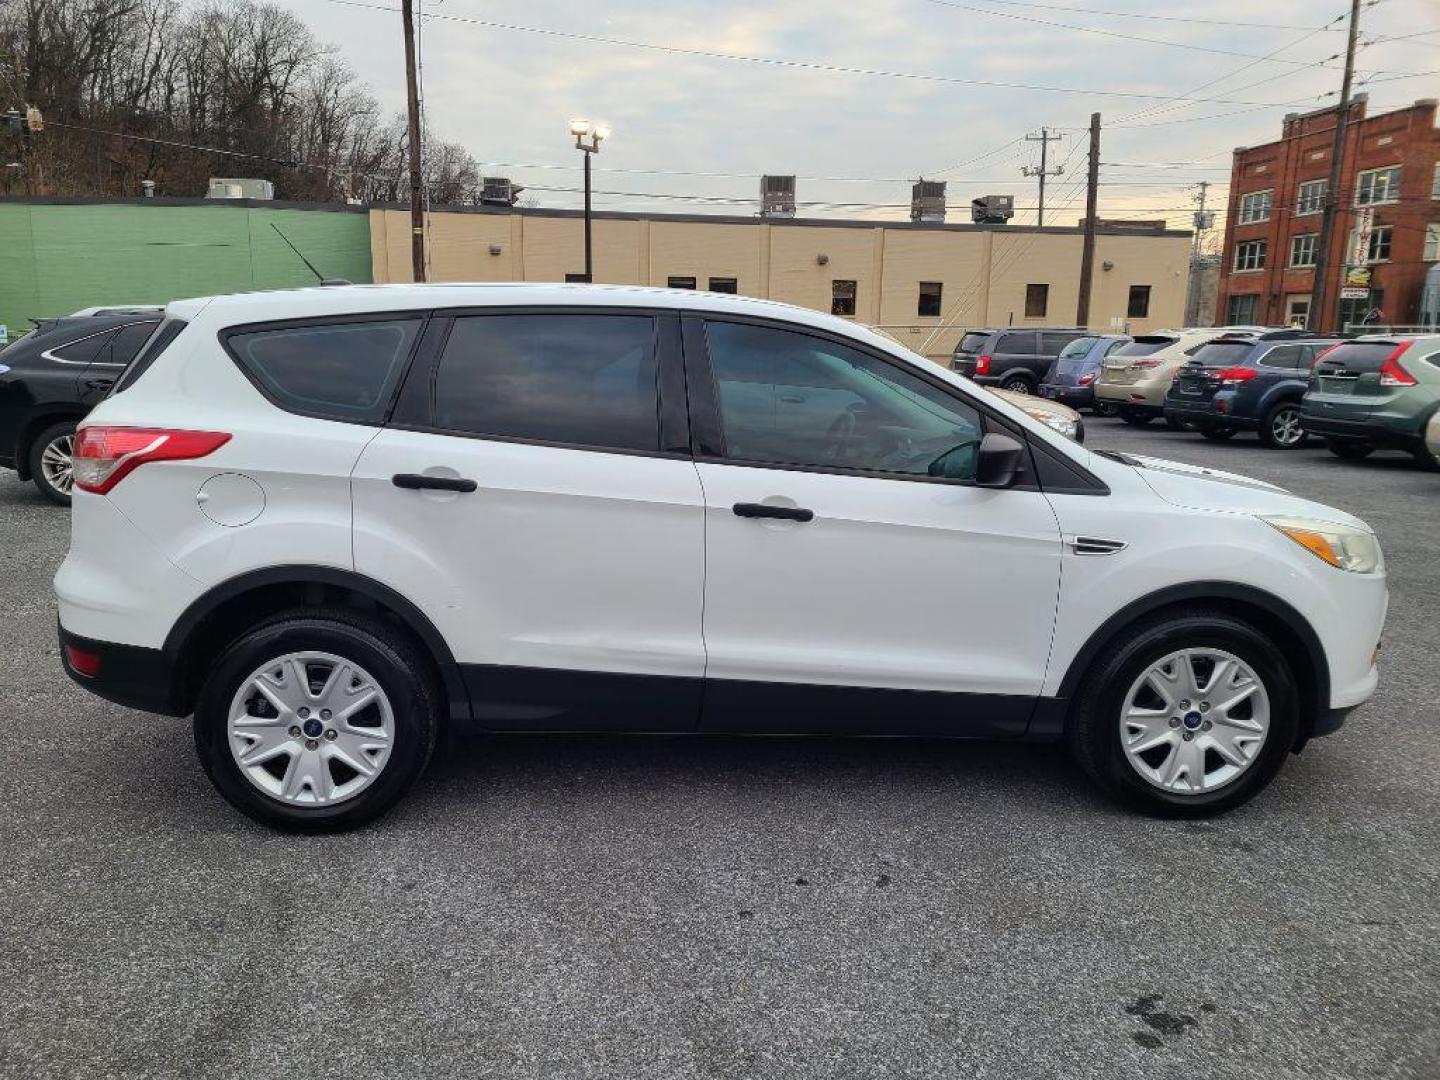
[1184,181,1215,326]
[1022,127,1065,227]
[401,0,426,282]
[1308,0,1361,334]
[1076,113,1101,328]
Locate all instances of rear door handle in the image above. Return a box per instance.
[733,502,814,522]
[392,473,478,493]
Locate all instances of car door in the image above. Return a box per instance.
[79,321,159,405]
[686,316,1063,737]
[351,308,707,730]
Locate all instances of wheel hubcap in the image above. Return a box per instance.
[1273,408,1302,446]
[41,435,74,493]
[1118,648,1270,795]
[227,651,395,806]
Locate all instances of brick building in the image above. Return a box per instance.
[1215,96,1440,332]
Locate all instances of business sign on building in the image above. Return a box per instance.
[1340,286,1371,300]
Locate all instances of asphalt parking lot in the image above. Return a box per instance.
[1,420,1437,1080]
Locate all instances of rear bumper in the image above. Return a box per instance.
[1095,383,1166,408]
[1039,383,1094,408]
[58,623,184,716]
[1299,412,1422,448]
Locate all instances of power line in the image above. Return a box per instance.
[318,0,1325,106]
[917,0,1334,30]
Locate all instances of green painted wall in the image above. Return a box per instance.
[0,201,372,345]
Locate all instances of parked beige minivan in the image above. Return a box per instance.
[1096,327,1256,426]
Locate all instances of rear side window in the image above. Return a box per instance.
[113,319,186,394]
[47,331,114,365]
[1188,342,1256,366]
[1040,332,1080,355]
[103,321,161,367]
[1112,338,1172,357]
[226,319,423,423]
[996,331,1035,354]
[432,314,659,452]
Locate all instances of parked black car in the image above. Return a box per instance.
[950,327,1092,394]
[0,313,161,503]
[1162,331,1338,448]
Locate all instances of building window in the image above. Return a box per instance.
[564,273,589,283]
[1364,226,1393,263]
[1433,163,1440,199]
[667,276,697,290]
[1024,283,1049,318]
[1234,240,1266,272]
[1289,233,1318,268]
[1339,289,1384,330]
[1424,223,1440,263]
[918,281,943,317]
[1127,285,1151,319]
[831,279,857,317]
[707,277,738,294]
[1296,179,1326,215]
[1237,190,1272,224]
[1355,166,1401,206]
[1226,294,1258,324]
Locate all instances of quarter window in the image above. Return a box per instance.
[1355,166,1401,205]
[1238,190,1272,224]
[1127,285,1151,319]
[705,321,984,480]
[831,280,857,317]
[432,314,659,452]
[1296,179,1326,215]
[1234,240,1266,272]
[1024,284,1049,318]
[1289,233,1318,268]
[106,322,161,367]
[1260,345,1305,369]
[47,331,113,365]
[226,318,422,423]
[918,281,943,317]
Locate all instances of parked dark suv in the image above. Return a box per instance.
[1163,331,1340,448]
[950,328,1092,394]
[0,312,162,502]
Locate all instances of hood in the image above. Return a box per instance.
[1122,453,1371,530]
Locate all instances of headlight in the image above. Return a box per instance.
[1262,515,1382,573]
[1025,408,1079,440]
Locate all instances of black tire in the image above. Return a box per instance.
[1259,401,1306,450]
[1092,400,1118,418]
[1164,414,1195,432]
[1066,608,1299,818]
[1411,445,1440,472]
[1000,374,1034,394]
[1119,407,1153,426]
[1326,440,1373,461]
[27,419,77,506]
[193,608,440,831]
[1201,425,1237,441]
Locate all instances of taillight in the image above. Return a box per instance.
[975,355,992,375]
[1131,359,1163,369]
[1216,367,1258,384]
[1078,371,1096,386]
[64,644,101,677]
[1379,342,1416,387]
[71,426,231,494]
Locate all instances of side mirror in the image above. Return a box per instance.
[974,432,1026,489]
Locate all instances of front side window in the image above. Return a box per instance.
[1235,240,1266,272]
[831,280,857,317]
[1290,233,1318,268]
[1356,166,1401,206]
[432,314,659,452]
[1025,284,1049,318]
[705,321,984,480]
[918,281,943,317]
[1238,190,1272,224]
[1127,285,1151,319]
[228,319,422,423]
[1296,179,1326,215]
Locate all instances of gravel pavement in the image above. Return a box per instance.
[1,421,1436,1079]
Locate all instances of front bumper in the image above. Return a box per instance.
[58,623,184,716]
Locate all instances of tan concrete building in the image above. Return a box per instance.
[370,206,1193,361]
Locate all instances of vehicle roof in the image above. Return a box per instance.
[961,326,1088,334]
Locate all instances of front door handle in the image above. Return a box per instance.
[733,502,814,522]
[392,473,478,493]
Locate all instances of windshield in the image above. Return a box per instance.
[1057,336,1098,360]
[1112,338,1173,357]
[1187,342,1255,366]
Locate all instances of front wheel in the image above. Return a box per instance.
[28,420,78,505]
[1327,440,1373,461]
[1067,609,1298,817]
[193,609,440,831]
[1260,402,1306,449]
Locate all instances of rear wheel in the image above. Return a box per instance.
[1259,402,1306,449]
[1119,407,1153,426]
[1411,445,1440,472]
[1326,440,1374,461]
[27,420,77,505]
[1067,609,1298,817]
[1092,400,1118,418]
[1000,373,1034,394]
[193,609,440,831]
[1201,425,1237,441]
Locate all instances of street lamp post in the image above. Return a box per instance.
[570,118,610,283]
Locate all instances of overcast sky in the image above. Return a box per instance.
[278,0,1437,229]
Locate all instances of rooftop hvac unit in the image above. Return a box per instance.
[206,177,275,201]
[971,194,1014,225]
[481,176,524,206]
[911,179,946,223]
[760,174,796,218]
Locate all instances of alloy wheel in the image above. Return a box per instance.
[1118,648,1270,795]
[1271,406,1304,447]
[227,651,395,806]
[40,434,75,494]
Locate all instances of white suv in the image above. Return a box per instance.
[56,285,1387,830]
